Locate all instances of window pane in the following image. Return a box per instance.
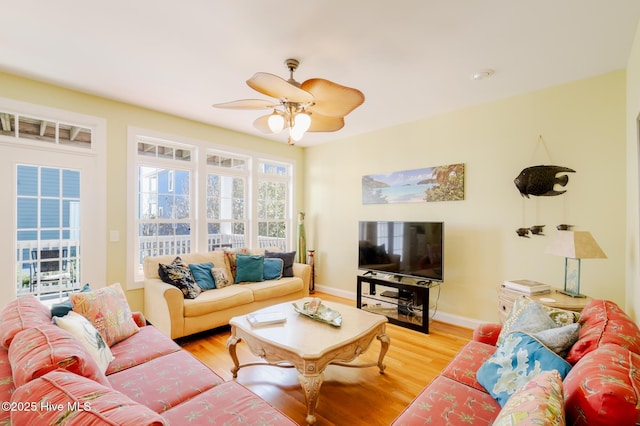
[0,113,15,137]
[62,170,80,198]
[17,198,37,228]
[41,168,60,197]
[17,165,37,196]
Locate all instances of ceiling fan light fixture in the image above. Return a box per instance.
[290,112,311,141]
[267,110,285,133]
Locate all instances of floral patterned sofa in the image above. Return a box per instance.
[0,289,296,425]
[392,298,640,425]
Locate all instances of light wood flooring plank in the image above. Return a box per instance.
[179,292,472,425]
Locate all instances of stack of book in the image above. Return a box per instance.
[246,311,287,327]
[503,279,551,295]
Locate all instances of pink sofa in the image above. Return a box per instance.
[392,299,640,425]
[0,295,296,425]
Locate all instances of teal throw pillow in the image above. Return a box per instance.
[235,254,265,283]
[265,250,296,277]
[51,283,92,317]
[263,258,284,280]
[189,262,216,290]
[477,331,572,406]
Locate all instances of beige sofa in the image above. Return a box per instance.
[144,250,311,339]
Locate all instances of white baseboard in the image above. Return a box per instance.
[313,284,484,330]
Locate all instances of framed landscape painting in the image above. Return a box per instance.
[362,163,464,204]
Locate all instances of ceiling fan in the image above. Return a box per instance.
[213,58,365,145]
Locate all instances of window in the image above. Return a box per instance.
[128,129,294,286]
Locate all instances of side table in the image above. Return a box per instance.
[497,286,592,323]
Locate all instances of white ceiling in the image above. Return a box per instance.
[1,1,639,147]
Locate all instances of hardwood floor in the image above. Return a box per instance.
[179,292,473,425]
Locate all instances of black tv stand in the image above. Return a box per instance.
[357,275,431,334]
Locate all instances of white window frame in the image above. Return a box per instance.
[0,98,107,307]
[127,127,295,288]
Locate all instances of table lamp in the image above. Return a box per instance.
[544,230,606,297]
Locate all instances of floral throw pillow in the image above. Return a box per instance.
[493,370,565,426]
[158,256,202,299]
[70,282,140,347]
[211,267,231,288]
[477,331,572,406]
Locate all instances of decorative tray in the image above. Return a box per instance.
[292,299,342,327]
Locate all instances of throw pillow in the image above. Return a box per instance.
[211,267,231,288]
[532,322,581,358]
[158,256,202,299]
[493,370,565,426]
[542,305,581,327]
[497,296,558,346]
[263,257,284,280]
[477,331,572,406]
[53,311,115,373]
[70,282,140,347]
[234,254,265,283]
[51,283,92,317]
[8,324,110,388]
[0,295,51,349]
[10,370,166,426]
[224,248,250,280]
[189,262,216,290]
[265,250,296,277]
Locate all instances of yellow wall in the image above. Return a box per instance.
[626,21,640,322]
[305,71,627,324]
[0,72,306,312]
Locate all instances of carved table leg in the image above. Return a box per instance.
[226,335,242,378]
[298,372,324,425]
[377,333,390,374]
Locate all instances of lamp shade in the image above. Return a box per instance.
[545,231,607,259]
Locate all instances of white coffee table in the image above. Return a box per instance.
[227,298,390,425]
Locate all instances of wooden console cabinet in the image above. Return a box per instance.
[497,286,592,323]
[357,275,432,334]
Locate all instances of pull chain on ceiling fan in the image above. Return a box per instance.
[213,58,365,145]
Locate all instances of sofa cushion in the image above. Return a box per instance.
[0,348,13,425]
[183,285,255,318]
[158,256,202,299]
[106,325,181,375]
[10,370,165,426]
[235,254,265,283]
[391,375,500,426]
[8,324,110,388]
[0,295,51,349]
[53,310,115,373]
[564,343,640,426]
[493,370,565,426]
[441,340,496,392]
[263,257,284,280]
[265,250,296,277]
[144,250,230,281]
[108,350,224,413]
[188,262,216,290]
[162,381,297,425]
[477,331,572,406]
[247,277,305,302]
[497,297,558,346]
[566,299,640,364]
[71,282,140,347]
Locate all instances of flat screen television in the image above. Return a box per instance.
[358,221,444,282]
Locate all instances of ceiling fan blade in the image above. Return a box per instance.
[247,72,314,103]
[308,113,344,132]
[302,78,365,118]
[213,99,278,110]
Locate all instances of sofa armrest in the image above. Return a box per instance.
[473,323,502,346]
[144,278,185,339]
[293,262,312,295]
